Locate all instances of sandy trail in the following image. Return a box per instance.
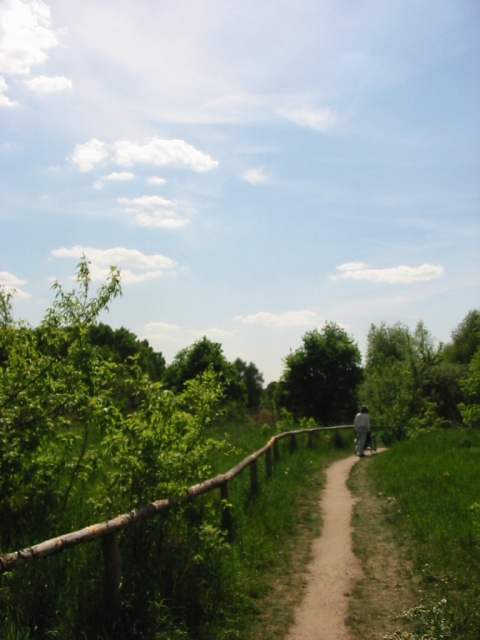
[286,455,361,640]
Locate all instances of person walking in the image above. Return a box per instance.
[354,405,370,457]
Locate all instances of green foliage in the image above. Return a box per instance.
[0,260,122,545]
[275,323,362,425]
[233,358,264,411]
[370,430,480,639]
[103,368,228,508]
[442,309,480,364]
[164,337,246,406]
[458,344,480,428]
[88,323,166,381]
[360,321,464,443]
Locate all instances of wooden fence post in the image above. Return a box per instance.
[265,446,273,477]
[307,431,314,448]
[220,482,232,536]
[289,434,297,453]
[273,438,280,462]
[102,532,121,612]
[249,458,259,495]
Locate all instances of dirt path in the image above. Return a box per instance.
[286,455,361,640]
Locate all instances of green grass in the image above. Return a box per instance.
[0,420,351,640]
[367,428,480,639]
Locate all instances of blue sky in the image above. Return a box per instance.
[1,0,479,382]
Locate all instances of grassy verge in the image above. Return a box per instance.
[349,429,480,640]
[0,421,351,640]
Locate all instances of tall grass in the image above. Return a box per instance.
[369,429,480,639]
[0,421,350,640]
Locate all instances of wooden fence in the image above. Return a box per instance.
[0,424,357,606]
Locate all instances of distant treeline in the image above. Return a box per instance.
[86,308,480,444]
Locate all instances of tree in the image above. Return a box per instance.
[164,337,246,405]
[0,260,228,545]
[443,309,480,364]
[458,344,480,428]
[88,323,165,380]
[276,323,362,425]
[361,320,466,442]
[233,358,264,411]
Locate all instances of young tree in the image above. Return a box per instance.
[275,323,362,424]
[233,358,264,411]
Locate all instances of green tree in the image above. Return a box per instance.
[233,358,264,411]
[458,345,480,428]
[443,309,480,364]
[88,323,165,379]
[276,323,362,424]
[0,260,228,545]
[164,336,246,405]
[0,259,122,544]
[361,320,464,442]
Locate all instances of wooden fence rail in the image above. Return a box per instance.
[0,423,360,603]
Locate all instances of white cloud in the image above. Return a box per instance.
[93,172,135,190]
[147,176,166,185]
[111,137,218,172]
[69,139,109,172]
[331,262,445,284]
[69,137,218,174]
[0,270,30,298]
[106,171,134,181]
[0,0,61,76]
[0,75,16,106]
[118,195,175,208]
[135,212,189,228]
[118,195,190,228]
[51,245,176,284]
[243,167,269,185]
[25,74,72,92]
[234,310,319,328]
[280,105,339,132]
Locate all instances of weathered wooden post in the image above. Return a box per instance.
[307,430,314,448]
[273,438,280,462]
[250,458,259,494]
[265,446,273,477]
[220,482,232,536]
[102,531,121,612]
[289,433,297,453]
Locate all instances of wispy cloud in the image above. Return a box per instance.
[243,167,269,185]
[234,310,320,328]
[0,270,30,298]
[25,75,72,92]
[147,176,166,185]
[51,245,176,284]
[331,262,445,284]
[279,105,339,132]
